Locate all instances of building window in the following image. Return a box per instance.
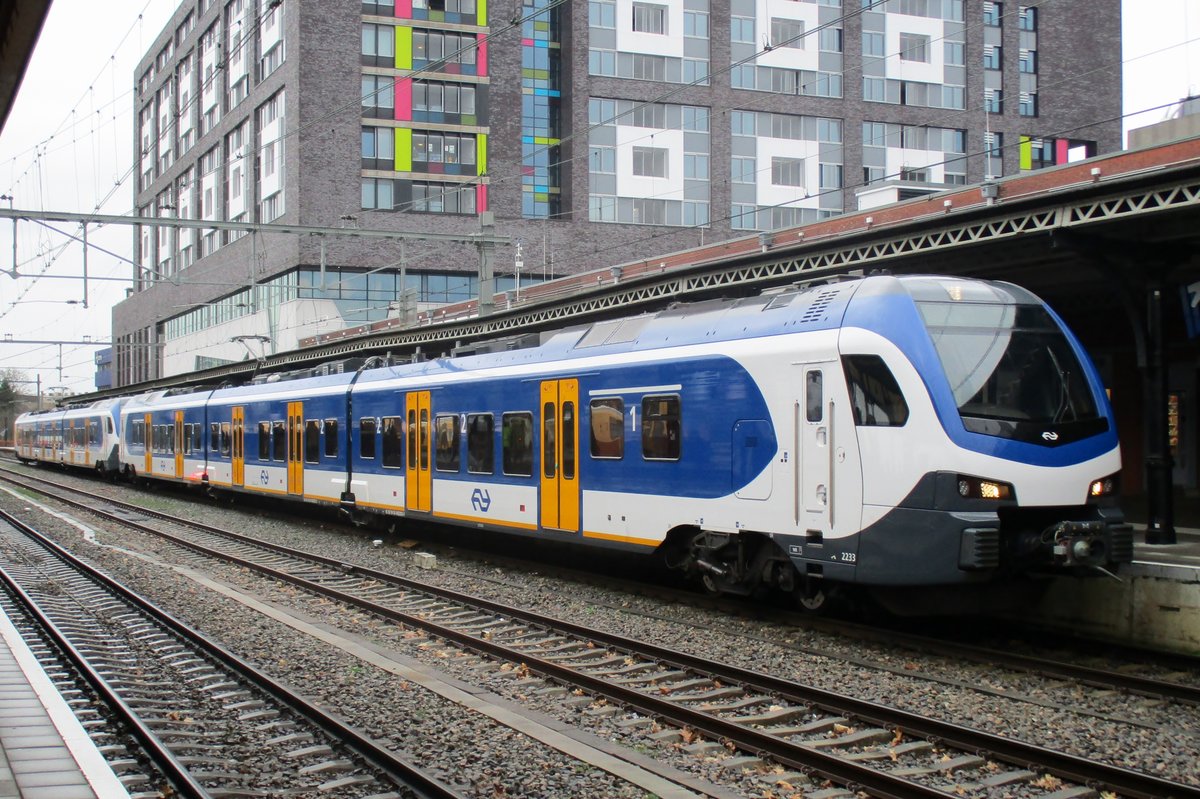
[819,27,843,53]
[896,0,928,15]
[983,1,1002,26]
[1018,49,1037,73]
[632,146,668,178]
[413,30,477,66]
[944,41,965,66]
[899,33,930,62]
[362,75,395,117]
[412,81,476,115]
[588,48,616,75]
[1019,92,1038,116]
[863,77,886,102]
[862,31,884,57]
[900,167,928,182]
[770,17,804,48]
[632,2,667,34]
[362,23,395,65]
[631,198,666,225]
[985,88,1003,113]
[683,153,708,180]
[683,11,707,38]
[588,195,617,222]
[362,178,395,210]
[1018,5,1037,30]
[412,132,476,166]
[731,16,754,43]
[732,204,756,230]
[362,126,395,169]
[771,157,804,187]
[819,163,843,189]
[732,156,755,183]
[589,0,616,28]
[412,181,476,214]
[589,146,616,173]
[630,53,666,80]
[983,45,1001,69]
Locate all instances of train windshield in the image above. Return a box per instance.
[917,300,1103,442]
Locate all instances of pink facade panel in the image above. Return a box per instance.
[477,184,488,212]
[478,38,488,76]
[396,0,413,17]
[395,78,412,121]
[1056,139,1069,165]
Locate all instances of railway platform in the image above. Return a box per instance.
[0,604,130,799]
[1019,523,1200,655]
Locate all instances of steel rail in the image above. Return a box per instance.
[0,504,467,799]
[0,511,213,799]
[7,471,1194,799]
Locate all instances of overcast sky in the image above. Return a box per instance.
[0,0,1195,397]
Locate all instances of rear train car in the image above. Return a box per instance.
[15,399,123,474]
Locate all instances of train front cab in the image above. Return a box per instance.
[837,276,1132,596]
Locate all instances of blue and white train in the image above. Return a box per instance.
[16,275,1133,605]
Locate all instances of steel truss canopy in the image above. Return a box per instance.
[86,137,1200,398]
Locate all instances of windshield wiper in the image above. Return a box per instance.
[1048,347,1072,423]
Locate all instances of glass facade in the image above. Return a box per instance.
[522,0,562,218]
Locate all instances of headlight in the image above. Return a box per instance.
[957,475,1014,501]
[1088,473,1119,498]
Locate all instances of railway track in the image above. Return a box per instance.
[0,505,466,799]
[2,466,1196,799]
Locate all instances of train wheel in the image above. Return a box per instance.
[795,582,829,613]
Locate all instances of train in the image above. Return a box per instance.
[14,274,1133,610]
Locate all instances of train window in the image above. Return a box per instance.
[89,419,101,446]
[466,414,494,474]
[304,420,321,463]
[542,402,556,479]
[641,396,681,461]
[589,398,624,459]
[806,371,823,422]
[258,422,271,460]
[210,423,220,453]
[107,417,114,435]
[406,410,417,468]
[130,420,144,447]
[168,424,176,454]
[842,355,909,427]
[220,422,232,456]
[381,416,402,467]
[435,415,460,472]
[183,424,192,455]
[502,412,534,476]
[360,417,377,460]
[192,424,202,453]
[324,419,339,458]
[420,410,430,470]
[562,402,575,479]
[272,421,286,461]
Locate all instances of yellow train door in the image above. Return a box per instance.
[287,401,303,496]
[144,413,153,476]
[405,391,431,513]
[232,406,245,487]
[174,411,184,478]
[539,379,579,533]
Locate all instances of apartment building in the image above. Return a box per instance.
[115,0,1120,384]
